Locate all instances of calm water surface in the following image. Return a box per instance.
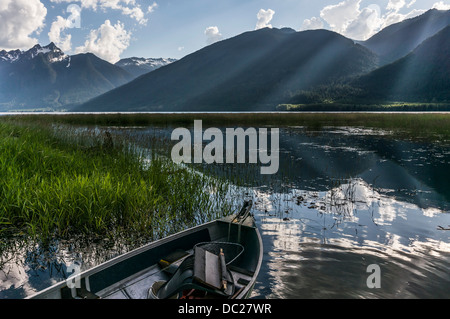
[250,127,450,298]
[1,125,449,299]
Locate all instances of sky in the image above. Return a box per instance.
[0,0,449,63]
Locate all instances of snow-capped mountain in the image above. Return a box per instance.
[0,49,22,63]
[115,57,177,78]
[0,42,179,111]
[0,43,134,111]
[0,43,69,64]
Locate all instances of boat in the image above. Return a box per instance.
[27,200,262,300]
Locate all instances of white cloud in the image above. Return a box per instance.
[122,6,147,24]
[387,0,406,12]
[344,7,382,40]
[432,1,450,10]
[316,0,427,41]
[0,0,47,50]
[204,26,223,45]
[319,0,383,40]
[320,0,361,34]
[301,17,324,30]
[148,1,158,13]
[380,8,425,29]
[406,0,417,8]
[48,16,73,52]
[50,0,153,25]
[75,20,131,63]
[49,0,100,10]
[102,1,147,25]
[256,9,275,30]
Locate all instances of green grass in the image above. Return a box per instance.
[1,111,448,242]
[3,112,449,141]
[0,119,233,244]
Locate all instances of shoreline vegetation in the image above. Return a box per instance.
[2,111,449,141]
[276,102,450,112]
[0,112,449,244]
[0,112,449,298]
[0,118,233,246]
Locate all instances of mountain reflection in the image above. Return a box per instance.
[192,126,450,211]
[250,178,450,299]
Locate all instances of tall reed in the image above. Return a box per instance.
[0,120,233,244]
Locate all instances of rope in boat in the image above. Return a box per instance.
[227,200,253,243]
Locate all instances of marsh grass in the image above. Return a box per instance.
[0,119,233,245]
[1,112,448,242]
[277,103,450,112]
[4,112,449,142]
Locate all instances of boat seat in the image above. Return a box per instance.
[150,243,241,299]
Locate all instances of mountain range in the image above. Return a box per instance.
[77,9,450,112]
[115,57,176,78]
[0,45,174,111]
[360,9,450,65]
[352,25,450,103]
[288,21,450,106]
[0,8,448,112]
[78,27,379,112]
[0,43,133,110]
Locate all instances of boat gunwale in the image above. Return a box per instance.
[234,220,263,299]
[27,215,263,300]
[27,219,218,299]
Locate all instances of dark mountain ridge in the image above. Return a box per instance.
[2,9,448,112]
[353,25,450,102]
[287,25,450,106]
[361,9,450,65]
[77,28,379,112]
[0,44,134,110]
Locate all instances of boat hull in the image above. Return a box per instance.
[28,211,262,300]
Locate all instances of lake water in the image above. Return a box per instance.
[1,124,449,299]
